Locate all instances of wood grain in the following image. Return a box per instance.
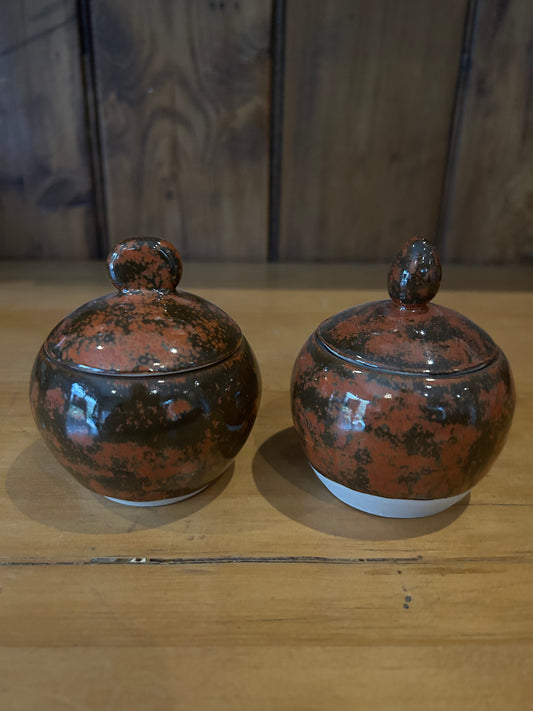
[0,0,96,258]
[0,260,532,708]
[1,561,532,646]
[445,0,533,263]
[279,0,468,261]
[0,645,531,711]
[91,0,272,261]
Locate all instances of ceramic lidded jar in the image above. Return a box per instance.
[30,238,261,506]
[291,238,515,518]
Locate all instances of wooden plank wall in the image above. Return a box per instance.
[0,0,96,258]
[0,0,531,264]
[445,0,533,263]
[279,0,469,261]
[91,0,272,260]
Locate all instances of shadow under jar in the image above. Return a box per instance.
[291,238,515,518]
[30,238,261,506]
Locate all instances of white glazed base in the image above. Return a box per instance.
[311,465,471,518]
[105,485,208,507]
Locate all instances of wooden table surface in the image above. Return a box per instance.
[1,261,532,710]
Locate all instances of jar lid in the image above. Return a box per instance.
[44,238,242,375]
[317,238,498,375]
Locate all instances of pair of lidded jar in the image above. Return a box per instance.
[30,237,515,517]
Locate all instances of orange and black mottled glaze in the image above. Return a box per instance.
[31,343,260,501]
[30,238,261,502]
[291,238,515,501]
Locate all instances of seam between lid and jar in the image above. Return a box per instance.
[41,337,244,377]
[315,333,500,378]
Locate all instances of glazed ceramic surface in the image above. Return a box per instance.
[291,238,515,517]
[30,238,261,504]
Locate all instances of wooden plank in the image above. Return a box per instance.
[1,562,532,646]
[279,0,468,261]
[445,0,533,263]
[0,645,531,711]
[91,0,272,261]
[0,0,96,258]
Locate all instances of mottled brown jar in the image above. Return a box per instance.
[291,238,515,518]
[30,238,261,506]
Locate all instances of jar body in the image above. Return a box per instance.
[30,339,260,503]
[291,334,515,502]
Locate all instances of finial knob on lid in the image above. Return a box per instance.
[387,237,442,308]
[108,238,183,293]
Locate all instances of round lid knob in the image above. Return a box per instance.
[108,238,183,293]
[387,237,442,308]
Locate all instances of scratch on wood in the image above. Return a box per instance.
[0,15,76,58]
[0,555,424,567]
[92,555,425,565]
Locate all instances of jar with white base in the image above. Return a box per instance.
[290,238,515,518]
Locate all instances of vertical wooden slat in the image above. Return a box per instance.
[279,0,469,262]
[77,0,109,258]
[0,0,96,259]
[444,0,533,264]
[434,0,480,251]
[268,0,286,262]
[91,0,272,261]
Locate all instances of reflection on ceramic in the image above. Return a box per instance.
[291,238,515,518]
[30,238,261,505]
